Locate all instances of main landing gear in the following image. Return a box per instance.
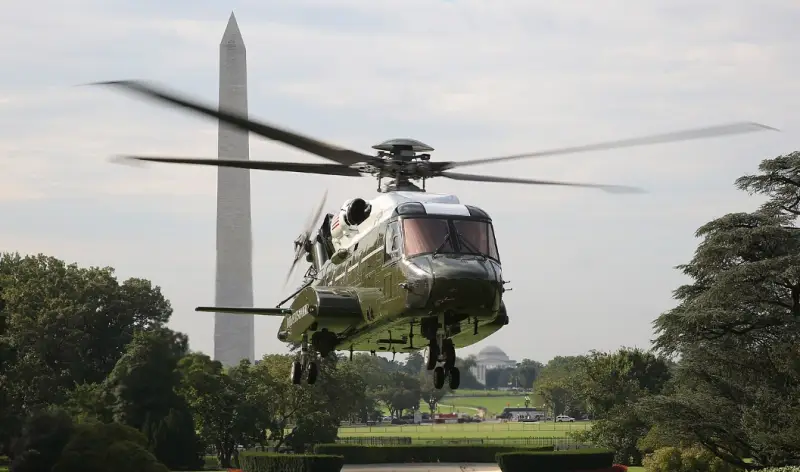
[425,337,461,390]
[290,332,327,386]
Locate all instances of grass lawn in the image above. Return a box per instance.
[339,421,591,439]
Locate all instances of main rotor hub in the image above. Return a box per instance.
[372,138,434,154]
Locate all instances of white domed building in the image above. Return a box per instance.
[470,346,517,386]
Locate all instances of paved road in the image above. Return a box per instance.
[343,464,500,472]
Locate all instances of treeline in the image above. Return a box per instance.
[0,256,496,471]
[532,151,800,468]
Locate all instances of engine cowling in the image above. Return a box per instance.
[330,198,372,239]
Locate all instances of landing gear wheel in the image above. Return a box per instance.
[433,366,446,389]
[307,361,319,385]
[442,339,456,370]
[290,361,303,385]
[448,367,461,390]
[425,342,439,371]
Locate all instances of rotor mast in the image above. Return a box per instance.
[371,138,435,193]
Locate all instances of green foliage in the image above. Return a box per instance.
[103,327,202,470]
[178,354,272,466]
[0,254,173,444]
[535,356,587,417]
[569,348,672,465]
[148,408,203,471]
[642,447,740,472]
[642,152,800,468]
[9,408,74,472]
[51,421,168,472]
[419,370,449,413]
[758,468,800,472]
[496,448,614,472]
[239,453,344,472]
[313,444,553,464]
[376,370,421,417]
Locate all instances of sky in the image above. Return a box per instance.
[1,0,798,364]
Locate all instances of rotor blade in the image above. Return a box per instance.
[285,190,328,290]
[115,155,363,177]
[441,171,645,193]
[449,122,778,169]
[283,255,302,290]
[93,80,373,166]
[306,189,328,235]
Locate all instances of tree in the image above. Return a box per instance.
[643,152,800,468]
[105,327,202,470]
[251,355,311,449]
[53,421,169,472]
[178,354,269,467]
[419,372,448,414]
[570,348,671,465]
[377,371,421,417]
[515,359,543,389]
[535,356,586,416]
[0,254,173,442]
[10,408,74,472]
[404,351,424,374]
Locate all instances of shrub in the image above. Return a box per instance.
[239,452,343,472]
[496,448,614,472]
[0,456,9,466]
[313,444,553,464]
[10,408,75,472]
[642,446,740,472]
[52,422,168,472]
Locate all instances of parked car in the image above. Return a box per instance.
[555,415,575,422]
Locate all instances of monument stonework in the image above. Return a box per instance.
[214,12,255,366]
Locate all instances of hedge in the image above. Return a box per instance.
[313,444,554,464]
[496,448,614,472]
[239,452,344,472]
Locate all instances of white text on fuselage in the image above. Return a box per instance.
[286,304,312,328]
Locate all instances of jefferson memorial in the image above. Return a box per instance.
[470,346,518,386]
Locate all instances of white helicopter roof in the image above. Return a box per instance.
[369,191,470,223]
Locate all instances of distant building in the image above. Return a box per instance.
[470,346,517,386]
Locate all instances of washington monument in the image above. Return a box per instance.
[214,12,255,366]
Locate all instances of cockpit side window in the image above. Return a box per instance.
[385,221,402,261]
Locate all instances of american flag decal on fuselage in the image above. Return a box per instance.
[331,215,340,230]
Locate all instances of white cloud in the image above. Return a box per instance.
[0,0,797,361]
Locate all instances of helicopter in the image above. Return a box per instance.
[94,80,776,389]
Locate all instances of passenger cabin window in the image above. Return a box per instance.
[385,222,402,261]
[403,218,453,257]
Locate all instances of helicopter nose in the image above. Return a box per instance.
[428,256,501,313]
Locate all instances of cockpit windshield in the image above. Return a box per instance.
[453,219,500,260]
[402,218,500,260]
